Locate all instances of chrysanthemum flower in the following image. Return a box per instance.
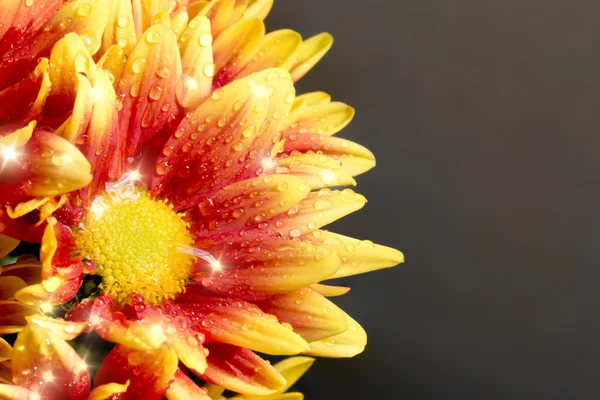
[0,0,403,399]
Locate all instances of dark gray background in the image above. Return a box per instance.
[269,0,600,398]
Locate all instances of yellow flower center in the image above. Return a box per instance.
[74,181,194,305]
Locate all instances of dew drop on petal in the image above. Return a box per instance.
[76,3,91,17]
[198,32,213,47]
[145,30,163,44]
[203,63,215,77]
[131,57,147,74]
[117,17,129,27]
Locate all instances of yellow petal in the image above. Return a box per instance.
[0,301,37,333]
[26,315,88,341]
[177,15,214,109]
[284,102,354,137]
[0,384,37,400]
[290,33,333,82]
[131,0,170,35]
[0,276,27,300]
[6,197,51,219]
[243,0,273,20]
[237,29,302,79]
[272,357,314,395]
[97,44,128,88]
[88,380,130,400]
[309,283,351,297]
[304,312,367,358]
[212,17,265,86]
[0,337,12,363]
[309,231,404,279]
[0,235,19,259]
[170,10,189,39]
[275,153,357,189]
[101,0,137,55]
[295,91,331,106]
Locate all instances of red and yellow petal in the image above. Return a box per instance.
[101,0,137,55]
[116,22,182,161]
[175,290,308,355]
[166,370,212,400]
[152,68,294,210]
[282,101,354,137]
[87,381,130,400]
[11,323,91,399]
[94,345,178,400]
[199,343,285,396]
[307,230,404,279]
[256,287,347,342]
[193,238,339,301]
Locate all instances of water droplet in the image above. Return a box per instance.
[241,323,251,331]
[25,0,34,7]
[155,161,170,175]
[129,81,141,97]
[131,57,147,74]
[198,32,213,47]
[242,125,256,138]
[76,3,91,17]
[117,17,129,27]
[313,199,332,211]
[117,38,128,48]
[148,84,164,101]
[145,30,162,44]
[289,229,301,238]
[232,142,244,152]
[156,66,170,78]
[212,90,223,100]
[277,181,288,192]
[203,63,215,77]
[285,91,295,104]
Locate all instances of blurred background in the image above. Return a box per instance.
[268,0,600,398]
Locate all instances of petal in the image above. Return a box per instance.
[259,189,366,239]
[0,337,12,362]
[200,0,238,37]
[0,384,39,400]
[304,312,367,358]
[130,0,170,35]
[0,0,112,91]
[0,263,42,286]
[309,283,350,297]
[0,301,37,333]
[190,174,309,238]
[0,276,27,300]
[170,10,189,39]
[308,231,404,279]
[283,102,354,137]
[176,291,308,355]
[94,345,178,400]
[212,18,265,88]
[0,58,51,130]
[25,130,93,197]
[176,15,214,109]
[100,0,137,55]
[289,33,333,82]
[243,0,273,20]
[199,343,285,396]
[117,23,182,161]
[0,235,19,258]
[166,370,211,400]
[194,238,340,301]
[282,133,375,178]
[271,356,314,395]
[15,274,82,307]
[236,30,302,79]
[26,315,88,341]
[11,324,91,399]
[256,287,347,342]
[97,44,129,88]
[88,381,130,400]
[274,153,357,189]
[152,68,294,210]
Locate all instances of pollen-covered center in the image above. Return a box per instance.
[74,191,194,305]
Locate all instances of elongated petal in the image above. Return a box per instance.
[0,338,11,363]
[130,0,170,35]
[152,68,294,210]
[271,356,314,395]
[0,263,42,286]
[175,292,308,355]
[0,384,39,400]
[12,324,90,399]
[310,283,350,297]
[0,301,37,333]
[199,343,285,396]
[26,315,88,341]
[0,58,50,130]
[0,235,19,258]
[191,175,309,238]
[258,189,366,239]
[212,18,264,88]
[304,312,366,358]
[117,22,182,161]
[274,153,357,189]
[101,0,137,55]
[257,287,347,342]
[88,381,130,400]
[289,33,333,82]
[194,238,339,300]
[0,276,27,300]
[177,15,214,109]
[283,102,354,137]
[282,133,375,177]
[308,231,404,279]
[236,30,302,79]
[166,370,211,400]
[243,0,273,20]
[94,345,178,400]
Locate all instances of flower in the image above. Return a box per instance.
[0,0,403,399]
